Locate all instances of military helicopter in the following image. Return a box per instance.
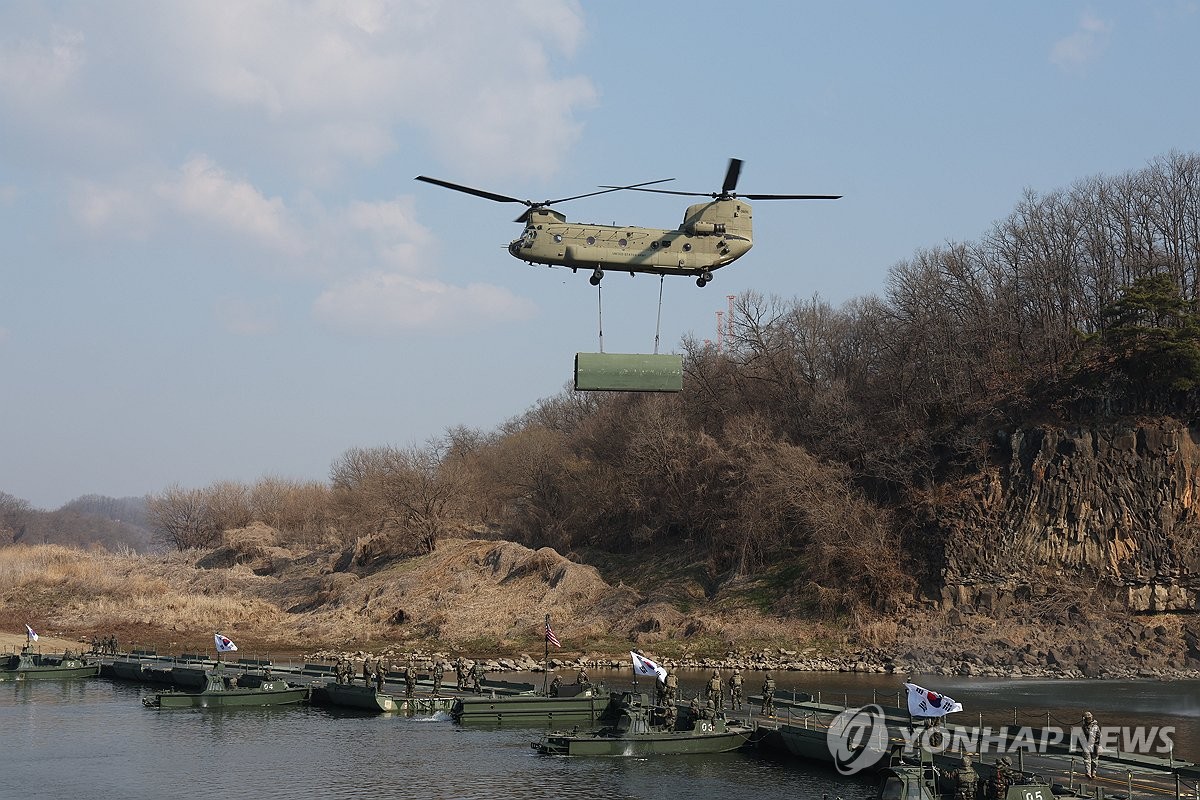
[415,159,840,287]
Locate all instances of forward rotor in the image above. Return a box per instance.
[414,175,676,222]
[602,158,841,201]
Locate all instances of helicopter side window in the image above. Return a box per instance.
[660,240,670,248]
[651,241,659,248]
[682,243,692,251]
[553,234,563,243]
[586,236,596,245]
[618,238,628,248]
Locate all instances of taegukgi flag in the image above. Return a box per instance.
[905,682,963,717]
[25,624,38,641]
[630,651,668,683]
[214,633,238,652]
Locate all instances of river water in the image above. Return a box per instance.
[3,669,1199,800]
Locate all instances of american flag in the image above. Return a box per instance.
[545,621,561,648]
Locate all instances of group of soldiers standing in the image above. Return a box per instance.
[657,667,769,715]
[648,666,776,725]
[333,654,426,698]
[90,635,119,655]
[453,657,483,693]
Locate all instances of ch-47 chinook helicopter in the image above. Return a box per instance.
[415,159,840,287]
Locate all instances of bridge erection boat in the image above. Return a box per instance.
[0,644,99,681]
[532,692,753,756]
[142,663,308,709]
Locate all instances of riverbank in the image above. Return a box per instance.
[2,537,1196,681]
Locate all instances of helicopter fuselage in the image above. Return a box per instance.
[508,197,753,286]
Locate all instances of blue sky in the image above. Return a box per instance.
[3,1,1198,510]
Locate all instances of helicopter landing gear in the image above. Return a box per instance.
[696,270,713,287]
[589,267,604,286]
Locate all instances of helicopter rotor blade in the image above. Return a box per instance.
[598,186,712,197]
[544,178,675,206]
[601,186,842,201]
[414,176,530,206]
[740,193,843,200]
[721,158,743,195]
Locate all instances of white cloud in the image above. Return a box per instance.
[1050,13,1113,71]
[313,272,535,334]
[141,0,595,179]
[0,27,85,101]
[159,155,299,253]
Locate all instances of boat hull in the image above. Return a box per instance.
[452,691,609,724]
[0,663,99,681]
[145,683,309,709]
[535,726,753,756]
[0,651,99,681]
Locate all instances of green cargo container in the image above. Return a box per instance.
[574,353,683,392]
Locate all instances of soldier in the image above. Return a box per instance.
[576,666,590,687]
[662,699,678,731]
[991,755,1016,800]
[467,661,481,693]
[706,669,722,707]
[362,654,374,685]
[761,672,776,717]
[952,752,978,800]
[664,668,679,702]
[432,660,444,697]
[90,637,99,654]
[404,662,417,698]
[701,699,716,722]
[1081,711,1101,778]
[374,661,385,692]
[549,675,562,697]
[455,657,466,691]
[727,668,744,710]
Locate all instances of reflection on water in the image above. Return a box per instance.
[2,670,1197,800]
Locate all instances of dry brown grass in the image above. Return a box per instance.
[0,544,283,650]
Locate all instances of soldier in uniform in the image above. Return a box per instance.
[727,668,744,710]
[549,675,562,697]
[688,694,700,725]
[432,660,444,697]
[455,657,466,691]
[404,662,417,698]
[761,672,776,717]
[706,670,723,707]
[576,666,590,687]
[664,668,679,702]
[467,661,481,693]
[990,756,1015,800]
[951,752,978,800]
[1081,711,1101,778]
[374,660,385,691]
[701,699,716,722]
[662,699,678,731]
[362,654,374,685]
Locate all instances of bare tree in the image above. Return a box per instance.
[147,484,221,550]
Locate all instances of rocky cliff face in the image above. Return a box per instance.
[935,419,1200,613]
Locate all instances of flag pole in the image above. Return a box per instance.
[542,614,550,695]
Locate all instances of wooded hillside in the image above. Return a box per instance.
[12,153,1200,639]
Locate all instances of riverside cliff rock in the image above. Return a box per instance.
[933,418,1200,614]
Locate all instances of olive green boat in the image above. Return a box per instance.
[0,644,99,681]
[317,681,454,714]
[532,692,753,756]
[142,665,308,709]
[451,680,610,725]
